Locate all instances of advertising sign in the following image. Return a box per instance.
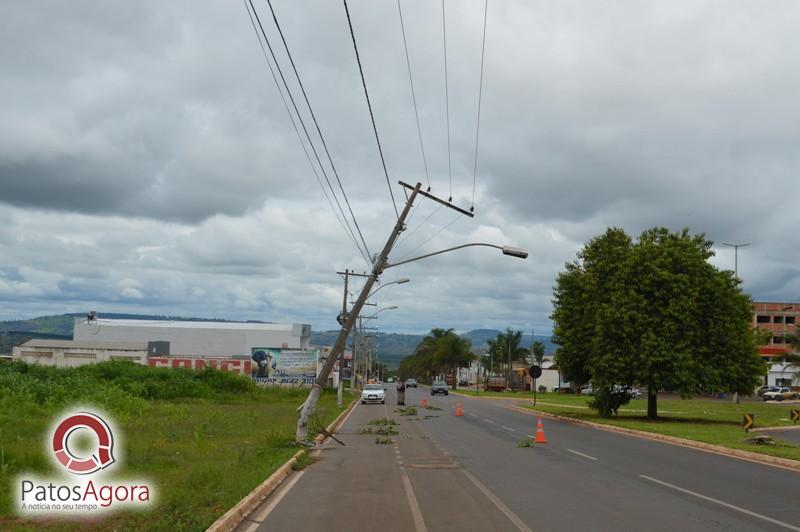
[251,348,318,384]
[147,357,252,375]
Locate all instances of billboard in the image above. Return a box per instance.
[148,357,252,375]
[251,348,319,384]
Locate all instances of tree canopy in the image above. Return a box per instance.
[399,328,475,388]
[552,227,765,418]
[485,329,530,375]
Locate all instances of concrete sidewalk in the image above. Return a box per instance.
[236,389,522,532]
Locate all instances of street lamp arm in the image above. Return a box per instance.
[366,278,410,299]
[383,243,528,270]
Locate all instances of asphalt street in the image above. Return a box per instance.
[239,386,800,532]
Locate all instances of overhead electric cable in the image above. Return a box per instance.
[243,0,370,267]
[471,0,488,212]
[442,0,452,202]
[397,211,462,263]
[343,0,400,220]
[397,0,431,192]
[393,203,443,252]
[245,0,371,266]
[265,0,373,260]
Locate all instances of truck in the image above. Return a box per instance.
[484,376,507,392]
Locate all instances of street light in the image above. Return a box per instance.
[721,242,750,279]
[365,305,399,319]
[383,243,528,270]
[367,278,410,299]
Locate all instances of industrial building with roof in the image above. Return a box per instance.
[72,318,311,358]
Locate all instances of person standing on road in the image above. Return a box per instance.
[396,379,406,406]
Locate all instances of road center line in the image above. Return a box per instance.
[566,449,598,461]
[501,425,516,432]
[639,475,800,531]
[482,417,496,424]
[461,469,533,532]
[400,467,428,532]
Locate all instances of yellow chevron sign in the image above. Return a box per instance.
[742,414,754,431]
[791,410,800,422]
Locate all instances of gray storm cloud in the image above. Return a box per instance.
[0,0,798,331]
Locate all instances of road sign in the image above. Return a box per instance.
[791,410,800,423]
[742,413,754,432]
[528,365,542,379]
[336,312,350,326]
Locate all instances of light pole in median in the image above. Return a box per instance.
[721,241,750,404]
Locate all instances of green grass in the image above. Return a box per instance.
[0,361,345,531]
[503,393,800,461]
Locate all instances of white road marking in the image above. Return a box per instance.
[400,467,428,532]
[469,413,479,417]
[461,469,533,532]
[501,425,516,432]
[640,475,800,531]
[243,469,306,531]
[566,449,598,461]
[482,417,496,424]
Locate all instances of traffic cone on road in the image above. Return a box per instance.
[421,398,428,408]
[534,417,548,443]
[456,402,463,417]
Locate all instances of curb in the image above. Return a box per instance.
[206,397,359,532]
[506,404,800,473]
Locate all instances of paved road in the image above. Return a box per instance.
[239,386,800,532]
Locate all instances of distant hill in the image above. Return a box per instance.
[311,329,556,370]
[0,314,555,363]
[0,313,249,353]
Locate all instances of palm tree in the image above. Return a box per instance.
[490,329,530,375]
[433,332,474,390]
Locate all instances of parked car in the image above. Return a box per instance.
[431,380,449,396]
[763,387,797,401]
[552,386,573,394]
[757,385,779,397]
[405,379,418,388]
[361,383,386,404]
[580,386,594,396]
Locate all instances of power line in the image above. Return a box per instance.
[397,0,431,192]
[342,0,400,220]
[397,210,462,263]
[442,0,452,202]
[393,202,443,253]
[242,0,370,267]
[471,0,488,212]
[265,0,373,261]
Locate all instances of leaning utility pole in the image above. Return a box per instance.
[296,182,416,442]
[337,269,348,409]
[335,270,369,408]
[296,181,473,442]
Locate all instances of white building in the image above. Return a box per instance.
[73,318,311,358]
[12,339,148,367]
[767,362,799,388]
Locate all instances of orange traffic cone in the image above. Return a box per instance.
[534,417,548,443]
[421,398,427,408]
[456,402,463,417]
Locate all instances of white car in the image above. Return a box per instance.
[361,384,386,404]
[763,387,797,401]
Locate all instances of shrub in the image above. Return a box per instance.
[589,386,631,417]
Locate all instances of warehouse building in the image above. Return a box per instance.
[73,317,311,358]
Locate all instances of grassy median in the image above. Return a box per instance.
[0,361,345,531]
[453,389,800,461]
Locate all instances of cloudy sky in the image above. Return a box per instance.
[1,1,799,334]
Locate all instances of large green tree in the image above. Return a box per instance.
[552,227,765,418]
[399,328,474,387]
